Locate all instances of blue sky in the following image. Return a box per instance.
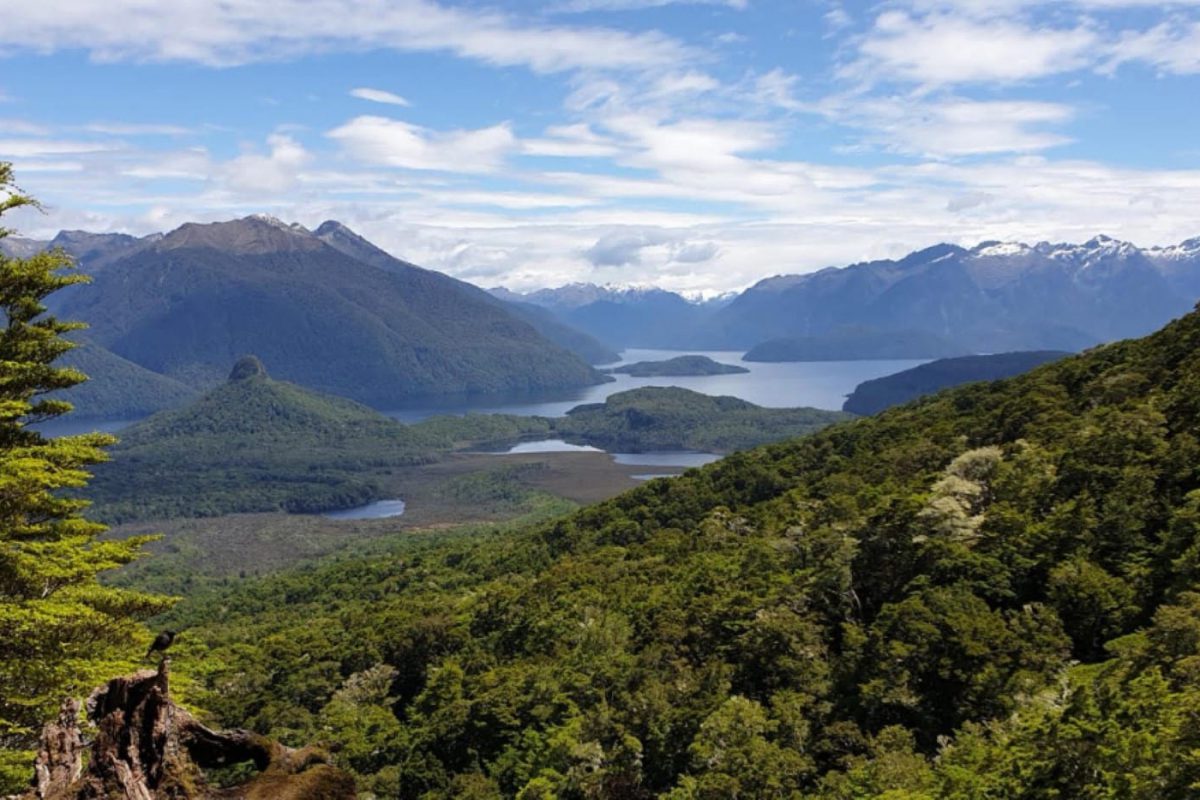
[1,0,1199,292]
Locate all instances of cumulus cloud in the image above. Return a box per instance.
[349,87,411,107]
[584,229,673,266]
[220,134,311,193]
[328,115,517,173]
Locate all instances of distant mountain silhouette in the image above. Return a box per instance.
[492,284,716,349]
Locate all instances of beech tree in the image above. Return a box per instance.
[0,162,170,792]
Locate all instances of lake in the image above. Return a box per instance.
[34,351,926,437]
[322,499,407,520]
[383,350,926,422]
[487,438,721,467]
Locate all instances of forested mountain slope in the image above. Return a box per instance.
[842,350,1071,415]
[56,216,603,404]
[156,305,1200,796]
[51,338,198,419]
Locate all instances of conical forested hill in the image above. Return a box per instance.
[160,306,1200,797]
[86,357,436,520]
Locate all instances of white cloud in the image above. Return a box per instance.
[328,115,518,173]
[0,138,118,157]
[349,87,410,107]
[832,96,1075,157]
[847,11,1099,87]
[1105,21,1200,74]
[0,0,692,73]
[220,134,311,193]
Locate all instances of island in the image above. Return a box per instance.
[608,354,749,376]
[556,386,850,452]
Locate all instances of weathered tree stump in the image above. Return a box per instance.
[22,660,354,800]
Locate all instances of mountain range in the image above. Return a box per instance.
[497,235,1200,355]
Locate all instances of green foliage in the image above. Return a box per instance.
[0,163,171,793]
[145,301,1200,796]
[84,372,438,521]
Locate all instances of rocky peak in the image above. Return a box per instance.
[157,216,323,255]
[229,354,268,381]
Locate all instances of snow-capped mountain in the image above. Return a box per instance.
[707,235,1200,353]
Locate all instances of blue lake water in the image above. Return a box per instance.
[611,451,721,467]
[384,350,926,423]
[322,499,407,520]
[495,439,602,454]
[489,439,722,468]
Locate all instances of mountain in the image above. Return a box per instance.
[161,303,1200,797]
[51,339,197,419]
[0,234,47,259]
[316,220,617,365]
[743,327,967,362]
[842,350,1071,415]
[608,354,748,376]
[55,216,604,404]
[495,283,716,349]
[710,235,1200,352]
[557,385,848,452]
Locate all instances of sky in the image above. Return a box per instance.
[1,0,1199,293]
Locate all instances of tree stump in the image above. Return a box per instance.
[22,660,354,800]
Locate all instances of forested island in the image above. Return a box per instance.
[608,354,749,376]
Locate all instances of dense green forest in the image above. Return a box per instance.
[51,338,198,418]
[139,304,1200,797]
[84,358,555,521]
[86,380,846,522]
[842,350,1071,415]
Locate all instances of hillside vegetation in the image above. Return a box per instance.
[842,350,1071,415]
[50,338,198,418]
[151,302,1200,796]
[85,378,846,522]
